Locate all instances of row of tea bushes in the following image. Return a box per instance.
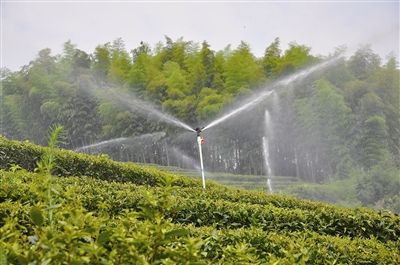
[1,170,399,264]
[0,136,202,187]
[2,170,399,242]
[1,137,390,218]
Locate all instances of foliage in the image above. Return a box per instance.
[0,136,201,188]
[35,124,64,175]
[356,165,400,209]
[1,166,399,264]
[294,79,351,180]
[281,177,360,207]
[224,41,264,95]
[1,37,399,212]
[262,37,281,78]
[277,42,317,76]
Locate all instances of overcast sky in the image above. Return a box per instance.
[2,1,399,71]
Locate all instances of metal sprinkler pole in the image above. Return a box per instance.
[195,128,206,189]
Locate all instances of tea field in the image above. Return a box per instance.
[1,137,399,264]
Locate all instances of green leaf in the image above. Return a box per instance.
[164,228,190,239]
[46,204,62,210]
[0,250,7,265]
[30,206,44,226]
[97,230,112,246]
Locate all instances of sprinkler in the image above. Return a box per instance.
[194,127,206,189]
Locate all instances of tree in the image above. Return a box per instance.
[348,46,381,80]
[196,87,225,120]
[161,36,191,68]
[357,165,400,207]
[376,55,400,166]
[211,51,226,92]
[72,50,91,70]
[359,115,390,169]
[262,37,281,78]
[127,48,152,96]
[187,54,207,97]
[294,79,351,180]
[2,95,26,139]
[107,39,132,84]
[199,41,216,88]
[277,43,316,76]
[92,43,111,79]
[163,61,190,99]
[60,87,101,149]
[100,103,145,140]
[224,41,264,95]
[131,41,152,63]
[161,61,194,122]
[348,89,390,170]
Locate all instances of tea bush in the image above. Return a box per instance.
[1,170,399,264]
[1,138,399,264]
[2,170,399,242]
[0,136,201,187]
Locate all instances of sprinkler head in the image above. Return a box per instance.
[194,127,202,136]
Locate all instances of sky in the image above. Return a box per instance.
[1,0,399,71]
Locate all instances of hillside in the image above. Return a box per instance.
[1,137,399,264]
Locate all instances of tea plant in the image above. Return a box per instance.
[1,137,399,264]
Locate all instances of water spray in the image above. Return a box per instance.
[195,127,206,189]
[263,110,274,194]
[202,54,344,132]
[83,55,343,191]
[75,137,128,152]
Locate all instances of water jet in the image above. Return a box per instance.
[202,54,343,132]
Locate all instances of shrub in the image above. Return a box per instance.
[0,136,201,188]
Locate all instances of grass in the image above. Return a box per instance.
[280,177,361,207]
[150,163,363,208]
